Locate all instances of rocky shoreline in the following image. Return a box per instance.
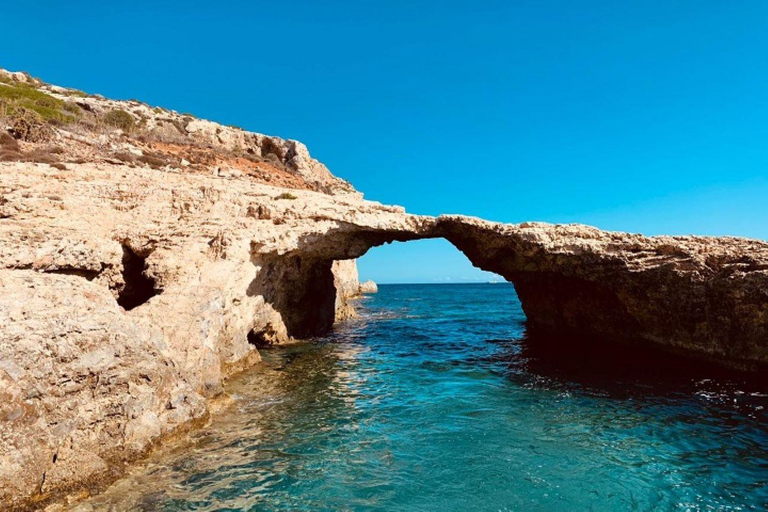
[1,69,766,510]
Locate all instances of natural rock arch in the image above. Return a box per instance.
[255,215,768,371]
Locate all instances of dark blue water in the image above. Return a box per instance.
[73,284,768,511]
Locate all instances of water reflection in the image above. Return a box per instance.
[504,329,768,420]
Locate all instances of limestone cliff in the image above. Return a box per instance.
[1,69,767,510]
[0,68,392,510]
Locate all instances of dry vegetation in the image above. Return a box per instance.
[0,71,337,193]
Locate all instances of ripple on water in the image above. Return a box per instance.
[71,283,768,512]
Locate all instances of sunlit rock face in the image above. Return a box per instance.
[333,260,363,321]
[2,67,767,510]
[0,152,427,510]
[359,280,378,294]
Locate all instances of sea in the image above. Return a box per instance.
[71,283,768,511]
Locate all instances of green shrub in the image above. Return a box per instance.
[0,83,78,124]
[104,109,135,132]
[275,192,297,200]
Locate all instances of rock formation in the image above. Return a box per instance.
[434,217,768,371]
[359,280,378,294]
[1,69,767,510]
[252,215,768,370]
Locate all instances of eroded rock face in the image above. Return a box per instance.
[0,156,422,509]
[359,280,378,294]
[333,260,362,321]
[0,270,205,508]
[5,158,766,509]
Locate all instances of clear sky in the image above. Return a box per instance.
[4,1,768,283]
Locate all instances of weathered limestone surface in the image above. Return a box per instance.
[1,70,767,510]
[359,280,378,294]
[0,270,206,506]
[333,260,362,322]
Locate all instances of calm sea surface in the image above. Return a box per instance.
[72,283,768,511]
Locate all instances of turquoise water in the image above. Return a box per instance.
[74,284,768,511]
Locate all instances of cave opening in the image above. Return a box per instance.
[248,255,338,338]
[247,328,270,347]
[117,245,161,310]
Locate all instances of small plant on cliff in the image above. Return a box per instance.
[103,109,135,132]
[7,108,54,142]
[0,82,79,124]
[275,192,297,200]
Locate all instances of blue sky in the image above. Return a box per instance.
[4,1,768,283]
